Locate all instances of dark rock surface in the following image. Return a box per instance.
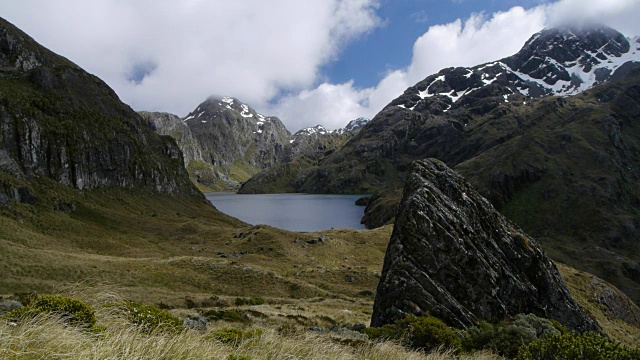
[371,159,598,332]
[0,17,199,197]
[140,111,203,166]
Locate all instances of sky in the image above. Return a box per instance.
[2,0,640,132]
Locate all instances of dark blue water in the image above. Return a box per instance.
[205,193,366,232]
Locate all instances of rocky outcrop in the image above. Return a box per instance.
[371,159,598,332]
[0,17,199,197]
[140,111,203,166]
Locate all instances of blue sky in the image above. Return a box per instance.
[3,0,640,131]
[324,0,546,87]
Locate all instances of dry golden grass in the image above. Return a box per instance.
[0,290,500,360]
[557,263,640,348]
[1,185,639,356]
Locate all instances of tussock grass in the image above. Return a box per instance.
[0,291,499,360]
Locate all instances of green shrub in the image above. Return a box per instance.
[234,297,265,306]
[118,301,182,333]
[548,319,569,334]
[363,315,461,352]
[207,328,263,346]
[463,314,560,358]
[5,295,96,327]
[516,332,640,360]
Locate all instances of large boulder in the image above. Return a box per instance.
[371,159,598,332]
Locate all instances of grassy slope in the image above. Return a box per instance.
[1,177,639,348]
[0,307,499,360]
[0,177,391,324]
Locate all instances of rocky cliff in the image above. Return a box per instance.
[238,118,369,194]
[0,17,199,201]
[371,159,598,332]
[140,111,203,166]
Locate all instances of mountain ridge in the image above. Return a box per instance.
[0,16,200,200]
[238,25,640,306]
[145,99,369,191]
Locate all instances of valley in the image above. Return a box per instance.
[1,9,640,360]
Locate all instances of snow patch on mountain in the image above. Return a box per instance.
[336,117,370,134]
[396,26,640,111]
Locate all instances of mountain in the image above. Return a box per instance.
[143,98,369,192]
[143,98,290,191]
[238,118,369,194]
[336,117,370,134]
[140,111,203,166]
[0,17,199,203]
[239,25,640,306]
[394,25,640,113]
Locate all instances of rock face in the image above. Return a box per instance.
[185,96,291,171]
[371,159,598,332]
[140,111,203,166]
[238,118,369,194]
[0,17,199,197]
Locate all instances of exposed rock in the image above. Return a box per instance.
[590,277,640,328]
[0,17,200,197]
[140,112,203,166]
[183,315,207,330]
[0,299,22,315]
[371,159,598,332]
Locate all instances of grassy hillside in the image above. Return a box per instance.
[1,178,639,351]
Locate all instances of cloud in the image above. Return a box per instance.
[3,0,639,133]
[275,0,640,131]
[2,0,381,118]
[275,5,546,131]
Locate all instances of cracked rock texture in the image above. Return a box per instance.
[371,159,599,332]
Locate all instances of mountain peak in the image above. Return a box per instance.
[293,125,329,138]
[183,96,275,131]
[336,117,370,134]
[391,25,640,112]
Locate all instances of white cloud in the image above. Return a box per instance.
[276,0,640,131]
[2,0,380,119]
[3,0,639,133]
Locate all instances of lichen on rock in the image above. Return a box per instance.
[371,159,599,332]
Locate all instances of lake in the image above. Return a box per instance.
[205,193,367,232]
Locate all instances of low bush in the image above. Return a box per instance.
[516,332,640,360]
[118,301,182,333]
[227,355,252,360]
[203,309,250,323]
[463,313,560,358]
[234,297,265,306]
[5,295,96,327]
[363,315,462,352]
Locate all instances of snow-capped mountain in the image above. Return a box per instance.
[177,96,291,190]
[393,25,640,112]
[336,117,370,134]
[291,118,370,143]
[292,125,329,140]
[183,96,279,135]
